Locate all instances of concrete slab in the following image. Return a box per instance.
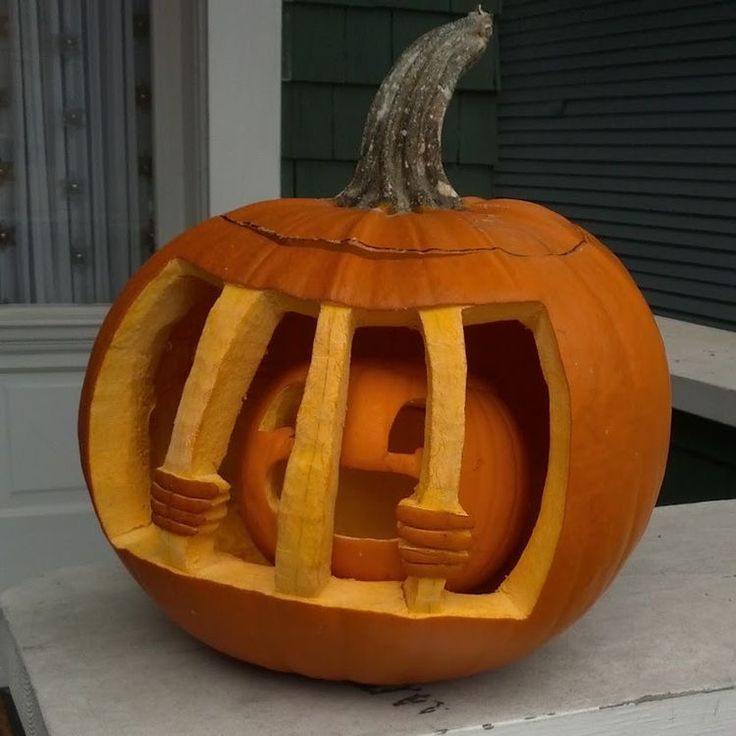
[1,500,735,736]
[656,316,736,427]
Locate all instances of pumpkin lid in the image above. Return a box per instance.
[223,197,586,258]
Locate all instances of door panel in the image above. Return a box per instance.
[0,306,115,595]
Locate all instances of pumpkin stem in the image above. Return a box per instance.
[335,8,493,213]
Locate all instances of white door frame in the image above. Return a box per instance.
[205,0,282,216]
[0,1,283,614]
[151,0,282,244]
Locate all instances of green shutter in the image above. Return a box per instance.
[495,0,736,330]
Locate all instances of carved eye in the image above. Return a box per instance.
[388,400,426,454]
[258,382,305,432]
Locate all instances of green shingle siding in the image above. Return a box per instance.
[282,84,334,159]
[345,9,392,84]
[284,1,501,13]
[281,160,296,197]
[295,160,356,197]
[287,5,346,84]
[443,163,495,197]
[459,95,498,165]
[332,86,374,160]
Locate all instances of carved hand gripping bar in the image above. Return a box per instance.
[399,307,472,613]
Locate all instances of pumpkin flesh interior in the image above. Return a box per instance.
[333,326,426,541]
[90,261,568,620]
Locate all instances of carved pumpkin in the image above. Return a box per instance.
[79,9,671,684]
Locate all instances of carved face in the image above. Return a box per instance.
[242,359,529,592]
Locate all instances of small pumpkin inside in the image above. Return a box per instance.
[239,323,547,593]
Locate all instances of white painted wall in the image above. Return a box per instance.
[206,0,282,214]
[151,0,209,245]
[0,306,115,596]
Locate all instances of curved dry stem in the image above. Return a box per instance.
[336,8,493,212]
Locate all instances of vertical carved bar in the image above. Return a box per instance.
[86,261,208,540]
[274,304,355,597]
[399,307,470,613]
[154,285,282,569]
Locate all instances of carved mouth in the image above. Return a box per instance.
[268,461,416,540]
[334,468,416,539]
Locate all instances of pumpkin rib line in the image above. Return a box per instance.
[220,215,589,260]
